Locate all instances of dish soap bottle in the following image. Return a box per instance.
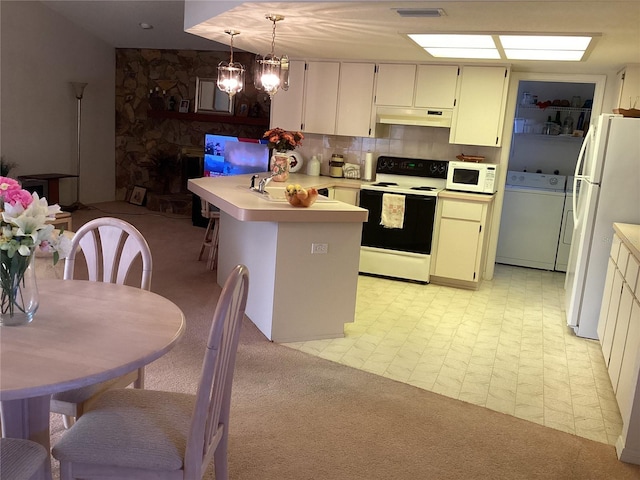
[307,155,320,176]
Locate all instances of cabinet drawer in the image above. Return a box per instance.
[441,201,483,221]
[617,242,631,276]
[611,233,622,262]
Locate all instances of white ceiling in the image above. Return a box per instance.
[41,1,639,74]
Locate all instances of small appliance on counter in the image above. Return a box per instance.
[446,161,498,194]
[330,154,344,178]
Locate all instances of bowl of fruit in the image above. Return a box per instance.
[285,184,319,207]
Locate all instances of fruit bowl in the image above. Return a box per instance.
[285,185,318,207]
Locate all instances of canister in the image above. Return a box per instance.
[330,154,344,178]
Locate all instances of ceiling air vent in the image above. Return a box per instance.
[394,8,446,18]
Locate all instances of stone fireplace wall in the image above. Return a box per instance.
[115,48,271,209]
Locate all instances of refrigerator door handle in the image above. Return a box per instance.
[574,127,593,178]
[572,128,594,225]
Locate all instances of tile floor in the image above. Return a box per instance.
[284,264,623,445]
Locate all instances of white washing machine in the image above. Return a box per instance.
[496,171,567,270]
[554,176,575,272]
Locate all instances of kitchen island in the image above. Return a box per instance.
[188,173,368,342]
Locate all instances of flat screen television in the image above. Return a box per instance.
[203,134,269,177]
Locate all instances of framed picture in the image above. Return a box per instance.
[179,99,190,113]
[129,186,147,206]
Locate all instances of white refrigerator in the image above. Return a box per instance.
[565,114,640,339]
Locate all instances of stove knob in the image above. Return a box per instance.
[550,177,558,185]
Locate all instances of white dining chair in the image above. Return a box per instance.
[50,217,153,428]
[0,438,49,480]
[52,264,249,480]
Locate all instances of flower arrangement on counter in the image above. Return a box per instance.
[0,177,72,320]
[263,127,304,152]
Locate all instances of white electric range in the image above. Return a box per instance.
[359,156,448,283]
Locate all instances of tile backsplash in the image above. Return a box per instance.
[296,125,500,177]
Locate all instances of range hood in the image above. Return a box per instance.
[375,106,453,128]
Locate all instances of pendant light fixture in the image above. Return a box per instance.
[254,14,289,98]
[217,30,245,97]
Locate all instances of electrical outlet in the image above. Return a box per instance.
[311,243,328,254]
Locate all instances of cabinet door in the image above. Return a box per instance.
[449,66,510,147]
[303,61,340,135]
[608,281,635,392]
[270,60,305,131]
[617,65,640,109]
[336,63,375,137]
[333,187,359,206]
[601,268,625,365]
[434,217,481,282]
[598,257,619,342]
[616,298,640,421]
[415,65,458,109]
[374,64,416,106]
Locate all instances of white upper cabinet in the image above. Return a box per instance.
[302,61,340,135]
[374,64,416,106]
[449,65,511,147]
[270,60,306,131]
[336,63,376,137]
[414,65,458,109]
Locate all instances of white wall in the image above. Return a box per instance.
[0,1,115,205]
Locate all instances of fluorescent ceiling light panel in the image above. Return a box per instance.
[408,34,499,59]
[426,47,501,59]
[499,35,592,60]
[409,34,495,49]
[503,49,585,61]
[499,35,592,50]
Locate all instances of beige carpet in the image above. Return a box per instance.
[49,202,640,479]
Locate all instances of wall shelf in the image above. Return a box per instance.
[148,110,269,127]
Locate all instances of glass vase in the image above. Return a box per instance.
[0,250,39,326]
[271,152,290,182]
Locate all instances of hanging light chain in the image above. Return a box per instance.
[265,14,284,57]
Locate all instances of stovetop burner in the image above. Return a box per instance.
[372,182,398,187]
[411,186,436,191]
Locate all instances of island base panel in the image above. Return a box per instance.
[217,213,361,342]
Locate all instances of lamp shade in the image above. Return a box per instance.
[217,61,245,97]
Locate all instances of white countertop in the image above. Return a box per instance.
[188,173,368,223]
[614,223,640,261]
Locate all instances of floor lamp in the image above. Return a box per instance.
[66,82,88,211]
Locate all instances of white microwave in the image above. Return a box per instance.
[446,161,498,194]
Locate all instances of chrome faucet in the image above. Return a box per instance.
[250,173,274,194]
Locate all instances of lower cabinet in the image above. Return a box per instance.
[597,224,640,464]
[431,193,494,289]
[327,186,359,206]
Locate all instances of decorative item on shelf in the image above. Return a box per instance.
[456,154,485,163]
[0,177,72,326]
[217,30,245,98]
[254,14,289,98]
[285,184,318,207]
[263,127,304,182]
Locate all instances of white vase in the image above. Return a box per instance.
[270,151,290,182]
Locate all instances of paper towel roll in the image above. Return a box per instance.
[364,152,374,181]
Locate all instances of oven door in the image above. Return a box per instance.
[359,189,437,254]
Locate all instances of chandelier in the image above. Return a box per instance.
[254,14,289,98]
[217,30,245,97]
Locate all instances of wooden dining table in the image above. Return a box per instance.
[0,278,185,478]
